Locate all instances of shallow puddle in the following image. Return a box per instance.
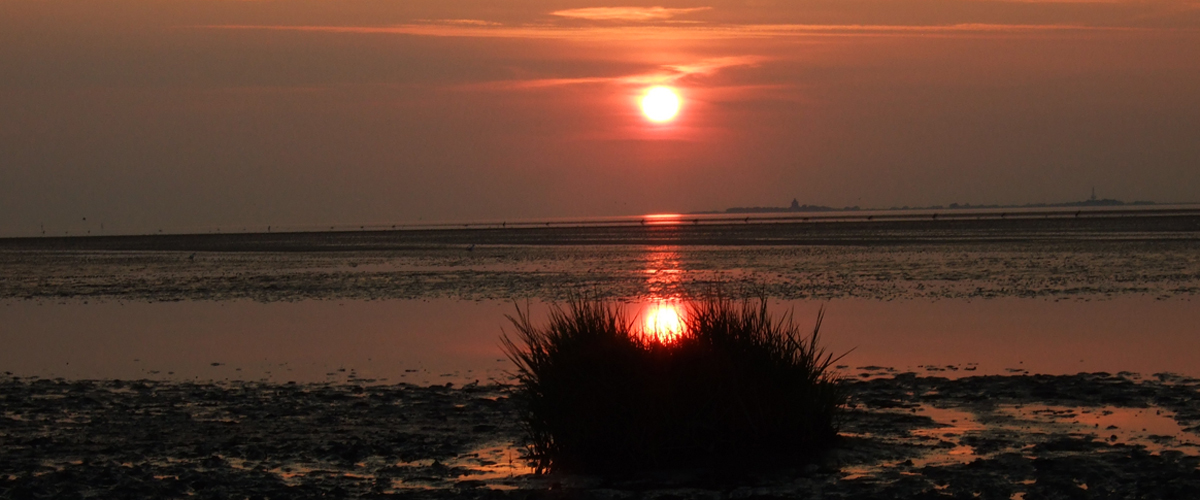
[999,404,1200,455]
[390,443,534,491]
[909,406,985,466]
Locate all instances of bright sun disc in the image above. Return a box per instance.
[640,86,681,122]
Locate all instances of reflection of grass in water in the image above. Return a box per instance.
[501,297,847,474]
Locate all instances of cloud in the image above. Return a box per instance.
[991,0,1135,3]
[426,19,503,26]
[663,56,767,77]
[550,7,712,21]
[204,22,1136,42]
[461,56,765,91]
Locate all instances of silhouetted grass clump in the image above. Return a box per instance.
[501,297,846,474]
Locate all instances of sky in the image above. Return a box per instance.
[2,0,1199,236]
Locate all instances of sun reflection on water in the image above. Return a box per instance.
[643,301,685,344]
[639,247,687,343]
[641,213,683,225]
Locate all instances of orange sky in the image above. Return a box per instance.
[2,0,1198,235]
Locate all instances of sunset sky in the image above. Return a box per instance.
[2,0,1198,236]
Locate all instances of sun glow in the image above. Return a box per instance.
[640,86,681,122]
[644,301,685,343]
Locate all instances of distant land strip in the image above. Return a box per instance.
[2,205,1200,252]
[712,196,1163,215]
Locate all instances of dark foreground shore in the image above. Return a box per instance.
[4,372,1199,499]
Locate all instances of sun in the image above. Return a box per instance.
[640,86,681,123]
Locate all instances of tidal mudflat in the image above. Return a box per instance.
[2,214,1199,498]
[3,213,1199,303]
[3,238,1199,303]
[4,373,1200,499]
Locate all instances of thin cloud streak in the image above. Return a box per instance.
[994,0,1141,3]
[418,19,504,26]
[664,56,767,77]
[550,7,712,21]
[203,22,1147,42]
[459,56,765,91]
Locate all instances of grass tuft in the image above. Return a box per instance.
[501,296,847,474]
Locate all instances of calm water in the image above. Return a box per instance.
[2,296,1197,384]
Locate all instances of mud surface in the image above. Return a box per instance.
[3,216,1200,303]
[2,240,1199,303]
[4,372,1199,499]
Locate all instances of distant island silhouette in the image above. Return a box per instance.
[707,190,1157,215]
